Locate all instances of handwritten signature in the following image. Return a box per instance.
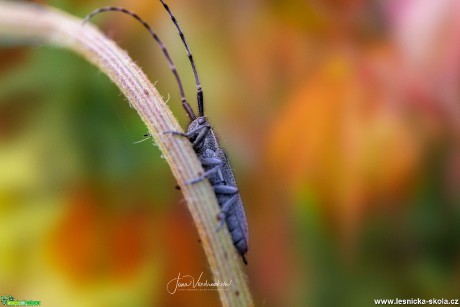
[167,272,232,294]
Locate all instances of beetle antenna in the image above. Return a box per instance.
[159,0,204,117]
[83,7,197,120]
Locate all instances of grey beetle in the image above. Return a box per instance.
[84,0,249,264]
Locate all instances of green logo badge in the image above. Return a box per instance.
[1,295,40,306]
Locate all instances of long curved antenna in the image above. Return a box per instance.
[83,7,197,120]
[159,0,204,117]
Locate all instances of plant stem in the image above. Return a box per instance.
[0,1,253,306]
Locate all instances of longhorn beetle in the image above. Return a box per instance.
[84,0,249,264]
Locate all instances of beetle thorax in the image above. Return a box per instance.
[187,116,207,133]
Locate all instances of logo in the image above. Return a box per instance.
[1,295,40,306]
[167,272,232,294]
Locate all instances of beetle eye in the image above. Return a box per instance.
[198,117,205,124]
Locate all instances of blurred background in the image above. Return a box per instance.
[1,0,460,306]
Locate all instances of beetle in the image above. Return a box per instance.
[84,0,249,264]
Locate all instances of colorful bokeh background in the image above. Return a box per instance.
[1,0,460,306]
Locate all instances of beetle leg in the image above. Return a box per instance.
[163,124,210,139]
[201,157,222,166]
[213,185,238,195]
[186,165,221,184]
[217,168,224,182]
[203,157,225,182]
[163,130,187,137]
[202,158,224,181]
[186,157,223,184]
[216,194,238,231]
[221,193,238,214]
[162,129,195,138]
[190,126,210,147]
